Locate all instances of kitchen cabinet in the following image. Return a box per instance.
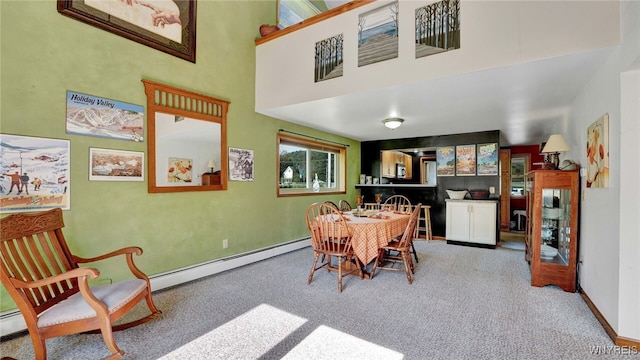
[381,150,412,179]
[445,200,497,248]
[525,170,579,292]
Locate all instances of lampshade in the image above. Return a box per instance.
[382,117,404,130]
[207,160,216,169]
[541,134,570,153]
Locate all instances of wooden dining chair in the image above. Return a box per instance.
[371,203,421,284]
[383,194,412,213]
[338,199,353,211]
[323,200,339,210]
[363,203,379,210]
[0,208,161,360]
[305,203,363,292]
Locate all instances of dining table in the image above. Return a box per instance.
[342,210,411,267]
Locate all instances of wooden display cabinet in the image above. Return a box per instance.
[525,170,579,292]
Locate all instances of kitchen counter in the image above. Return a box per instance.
[355,184,437,188]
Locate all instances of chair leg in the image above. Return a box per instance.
[98,319,124,359]
[308,253,320,284]
[410,240,419,263]
[30,334,46,360]
[401,252,413,285]
[337,256,343,292]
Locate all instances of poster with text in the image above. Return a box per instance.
[456,144,476,176]
[66,90,144,142]
[476,143,498,175]
[1,134,70,213]
[436,146,455,176]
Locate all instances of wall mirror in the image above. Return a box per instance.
[142,80,229,193]
[510,154,529,197]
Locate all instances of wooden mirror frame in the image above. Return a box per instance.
[142,80,229,193]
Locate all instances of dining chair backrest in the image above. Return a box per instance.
[305,203,353,253]
[324,200,339,210]
[398,203,422,248]
[383,194,412,212]
[338,199,353,211]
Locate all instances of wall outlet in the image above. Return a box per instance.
[489,186,495,194]
[222,239,228,249]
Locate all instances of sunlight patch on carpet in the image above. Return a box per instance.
[158,304,307,359]
[281,325,403,360]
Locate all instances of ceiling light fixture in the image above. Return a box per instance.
[382,117,404,130]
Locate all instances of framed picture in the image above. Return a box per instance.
[1,134,71,213]
[358,1,399,67]
[229,147,254,181]
[315,34,344,82]
[476,143,498,176]
[57,0,197,62]
[586,114,609,188]
[89,148,144,181]
[167,157,192,183]
[415,0,461,59]
[436,146,455,176]
[456,144,476,176]
[66,90,144,142]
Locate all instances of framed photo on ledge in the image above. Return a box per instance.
[57,0,197,62]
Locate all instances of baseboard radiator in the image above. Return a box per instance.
[0,238,310,337]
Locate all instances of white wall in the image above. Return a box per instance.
[256,0,620,112]
[563,0,640,341]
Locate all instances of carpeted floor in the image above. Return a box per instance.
[0,241,623,360]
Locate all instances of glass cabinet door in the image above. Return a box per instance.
[541,187,571,265]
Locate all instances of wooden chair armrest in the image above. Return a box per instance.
[10,267,99,289]
[73,246,142,263]
[74,246,150,281]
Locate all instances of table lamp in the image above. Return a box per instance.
[541,134,570,169]
[207,160,216,173]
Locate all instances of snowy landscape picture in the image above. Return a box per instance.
[0,134,70,213]
[89,148,144,181]
[65,90,144,142]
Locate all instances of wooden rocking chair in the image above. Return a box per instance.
[0,208,161,359]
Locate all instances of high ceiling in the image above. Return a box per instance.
[269,1,617,147]
[260,46,614,147]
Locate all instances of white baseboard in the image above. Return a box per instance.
[0,238,310,337]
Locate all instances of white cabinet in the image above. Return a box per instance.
[446,200,497,247]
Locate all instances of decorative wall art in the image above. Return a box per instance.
[57,0,197,62]
[167,157,192,183]
[436,146,455,176]
[66,90,144,142]
[89,148,144,181]
[415,0,461,59]
[455,144,476,176]
[476,143,498,176]
[229,147,254,181]
[358,1,399,67]
[0,134,71,213]
[586,114,609,188]
[315,33,344,82]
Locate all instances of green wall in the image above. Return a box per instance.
[0,1,360,312]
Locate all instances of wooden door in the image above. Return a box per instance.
[499,149,511,231]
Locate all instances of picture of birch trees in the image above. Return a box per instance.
[314,34,344,82]
[415,0,460,59]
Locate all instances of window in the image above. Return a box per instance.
[278,133,346,196]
